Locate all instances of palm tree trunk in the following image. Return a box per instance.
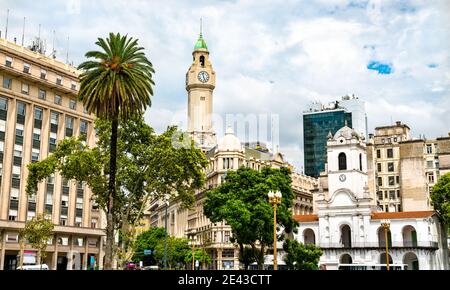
[104,116,119,270]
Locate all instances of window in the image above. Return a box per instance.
[388,176,395,186]
[200,96,205,101]
[427,160,433,168]
[426,144,432,154]
[377,163,382,172]
[200,55,205,66]
[338,152,347,170]
[56,75,63,85]
[359,153,362,171]
[17,102,26,116]
[387,162,394,172]
[91,218,98,229]
[389,190,396,199]
[7,233,19,243]
[5,56,13,67]
[21,83,29,95]
[50,111,58,124]
[45,194,53,205]
[427,172,435,183]
[60,219,67,226]
[396,176,399,184]
[80,120,88,135]
[23,63,30,73]
[54,94,62,105]
[377,191,383,200]
[40,69,47,79]
[0,97,7,110]
[65,117,73,129]
[38,89,46,100]
[71,81,77,90]
[393,137,397,142]
[31,152,39,162]
[3,76,12,89]
[381,138,385,144]
[377,177,383,186]
[224,231,231,243]
[387,148,393,158]
[376,149,381,159]
[69,99,76,110]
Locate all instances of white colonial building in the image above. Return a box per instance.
[293,125,448,270]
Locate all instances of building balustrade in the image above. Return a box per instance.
[317,241,438,249]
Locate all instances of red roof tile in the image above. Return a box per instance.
[371,211,434,220]
[293,215,318,222]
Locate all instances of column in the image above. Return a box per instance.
[66,236,73,270]
[0,230,5,270]
[83,236,88,270]
[217,248,222,270]
[52,234,58,270]
[98,237,104,270]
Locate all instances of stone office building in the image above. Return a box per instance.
[0,38,105,270]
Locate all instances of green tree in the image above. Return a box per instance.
[132,227,166,265]
[238,246,259,270]
[282,239,322,270]
[19,214,54,269]
[430,172,450,270]
[204,167,298,270]
[154,236,190,269]
[185,248,212,270]
[77,33,155,269]
[26,116,207,269]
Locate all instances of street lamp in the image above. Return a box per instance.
[268,190,282,270]
[189,235,197,270]
[163,194,170,270]
[380,219,391,271]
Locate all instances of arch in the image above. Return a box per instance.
[200,55,205,66]
[402,225,417,247]
[340,224,352,248]
[377,226,392,247]
[303,228,315,245]
[340,253,352,264]
[379,253,393,265]
[403,252,419,270]
[338,152,347,170]
[359,153,362,171]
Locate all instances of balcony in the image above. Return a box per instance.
[0,63,78,96]
[318,241,438,249]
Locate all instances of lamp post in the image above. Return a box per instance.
[190,235,196,270]
[380,219,391,271]
[268,190,282,270]
[163,195,169,270]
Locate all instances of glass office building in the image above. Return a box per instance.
[302,95,366,178]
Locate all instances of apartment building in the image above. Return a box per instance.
[0,38,105,270]
[367,121,450,212]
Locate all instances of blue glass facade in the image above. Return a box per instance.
[303,110,352,178]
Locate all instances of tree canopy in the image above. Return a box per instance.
[204,166,298,269]
[282,239,322,270]
[431,172,450,225]
[19,214,54,267]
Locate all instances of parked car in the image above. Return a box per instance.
[17,264,49,270]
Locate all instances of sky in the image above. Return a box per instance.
[1,0,449,172]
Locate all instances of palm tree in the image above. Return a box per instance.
[78,33,155,270]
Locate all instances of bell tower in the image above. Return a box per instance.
[186,20,217,151]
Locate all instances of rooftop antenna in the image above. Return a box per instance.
[51,30,56,59]
[66,35,70,64]
[21,17,25,46]
[38,24,41,52]
[5,9,9,40]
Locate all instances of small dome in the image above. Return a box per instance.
[333,125,360,141]
[194,33,208,50]
[218,127,242,151]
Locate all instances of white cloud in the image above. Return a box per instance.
[3,0,448,172]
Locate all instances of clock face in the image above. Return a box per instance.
[339,174,346,182]
[198,71,209,83]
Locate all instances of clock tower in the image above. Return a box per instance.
[326,125,371,200]
[186,26,217,151]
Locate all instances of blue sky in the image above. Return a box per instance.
[1,0,449,171]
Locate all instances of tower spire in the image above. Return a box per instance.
[200,17,203,37]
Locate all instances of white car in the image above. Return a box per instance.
[17,264,49,270]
